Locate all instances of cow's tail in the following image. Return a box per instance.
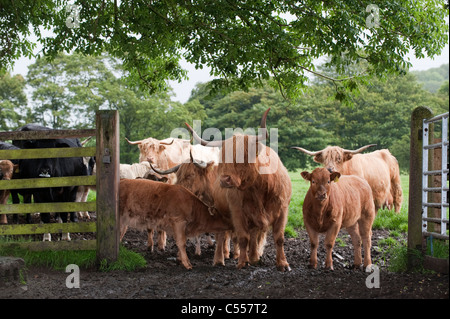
[389,154,403,214]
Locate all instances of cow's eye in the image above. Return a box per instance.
[311,180,315,184]
[327,180,330,184]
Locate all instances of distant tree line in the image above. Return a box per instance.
[0,53,448,171]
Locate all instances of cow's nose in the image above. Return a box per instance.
[220,175,233,188]
[221,175,231,184]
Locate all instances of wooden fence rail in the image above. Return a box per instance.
[0,110,119,264]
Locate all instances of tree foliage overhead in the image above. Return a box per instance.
[1,0,448,100]
[189,68,448,171]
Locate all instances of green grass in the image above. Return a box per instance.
[0,238,146,272]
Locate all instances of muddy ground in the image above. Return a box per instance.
[0,224,448,301]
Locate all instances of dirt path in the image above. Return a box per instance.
[0,229,448,300]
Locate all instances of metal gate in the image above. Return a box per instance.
[408,107,448,272]
[422,112,449,241]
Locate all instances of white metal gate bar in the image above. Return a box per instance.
[422,112,449,240]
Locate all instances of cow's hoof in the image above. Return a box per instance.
[213,259,225,267]
[237,262,250,269]
[277,264,291,272]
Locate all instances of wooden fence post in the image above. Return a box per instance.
[96,110,120,264]
[408,106,433,269]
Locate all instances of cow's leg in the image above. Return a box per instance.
[120,224,128,241]
[147,228,155,252]
[76,186,90,219]
[248,228,261,266]
[272,211,290,271]
[324,224,340,270]
[0,191,7,224]
[236,234,250,269]
[346,223,362,269]
[223,231,231,259]
[41,212,52,242]
[194,236,201,256]
[59,213,71,241]
[172,222,192,270]
[305,224,319,269]
[157,230,167,251]
[232,213,250,269]
[358,219,373,269]
[213,232,226,266]
[232,232,240,259]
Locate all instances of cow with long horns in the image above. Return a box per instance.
[151,152,238,266]
[291,145,402,213]
[125,136,220,184]
[185,108,292,271]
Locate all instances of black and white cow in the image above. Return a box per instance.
[13,124,89,241]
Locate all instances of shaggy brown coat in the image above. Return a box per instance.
[218,135,292,271]
[301,168,375,270]
[0,160,16,224]
[173,161,238,266]
[119,178,232,269]
[299,146,402,213]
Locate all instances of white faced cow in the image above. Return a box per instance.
[125,137,220,184]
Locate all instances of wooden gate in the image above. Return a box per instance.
[0,110,119,263]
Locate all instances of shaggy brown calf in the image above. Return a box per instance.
[292,145,403,213]
[301,168,375,270]
[119,178,233,269]
[152,156,238,266]
[0,160,16,224]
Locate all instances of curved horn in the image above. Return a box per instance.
[255,107,270,142]
[185,123,223,147]
[160,139,174,146]
[149,163,181,175]
[81,136,93,146]
[190,150,207,168]
[125,137,142,145]
[290,146,322,156]
[185,107,270,146]
[342,144,377,154]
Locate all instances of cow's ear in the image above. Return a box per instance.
[159,145,166,151]
[14,164,20,174]
[313,153,323,163]
[301,171,311,181]
[343,152,353,162]
[330,172,341,183]
[160,177,169,183]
